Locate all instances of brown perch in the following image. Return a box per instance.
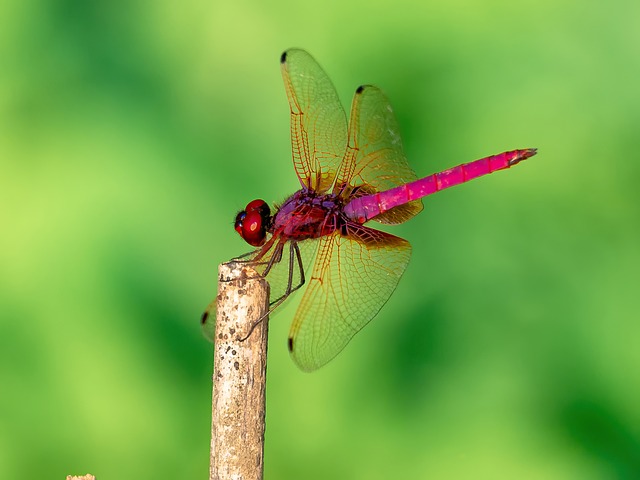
[209,262,269,480]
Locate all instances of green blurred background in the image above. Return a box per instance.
[2,0,639,478]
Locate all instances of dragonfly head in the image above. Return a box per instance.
[234,199,271,247]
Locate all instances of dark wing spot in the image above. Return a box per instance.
[280,51,287,64]
[201,311,209,325]
[288,337,294,352]
[356,85,365,94]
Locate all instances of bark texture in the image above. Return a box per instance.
[210,262,269,480]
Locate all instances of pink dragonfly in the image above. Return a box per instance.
[203,49,536,371]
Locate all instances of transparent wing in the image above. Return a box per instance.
[281,49,348,193]
[201,299,217,342]
[335,85,423,224]
[288,226,412,371]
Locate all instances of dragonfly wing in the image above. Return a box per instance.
[335,85,423,224]
[201,299,217,342]
[281,49,348,193]
[288,226,412,371]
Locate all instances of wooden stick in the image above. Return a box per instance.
[210,262,269,480]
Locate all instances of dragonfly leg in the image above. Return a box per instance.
[230,231,281,264]
[231,250,258,261]
[219,251,265,284]
[261,241,284,278]
[222,236,283,284]
[267,241,305,307]
[220,259,265,284]
[238,241,306,342]
[292,242,306,294]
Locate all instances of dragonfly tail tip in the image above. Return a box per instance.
[508,147,538,166]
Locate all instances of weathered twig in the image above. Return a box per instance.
[210,262,269,480]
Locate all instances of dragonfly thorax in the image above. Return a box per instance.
[271,190,345,241]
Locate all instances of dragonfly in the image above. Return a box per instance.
[203,48,536,372]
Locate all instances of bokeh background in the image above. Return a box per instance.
[2,0,639,478]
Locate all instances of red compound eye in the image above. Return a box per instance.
[241,210,266,246]
[234,211,246,237]
[233,199,270,247]
[246,199,267,212]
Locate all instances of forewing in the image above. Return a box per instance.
[288,226,412,371]
[335,85,423,224]
[281,49,348,193]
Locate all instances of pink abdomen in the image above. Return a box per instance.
[343,148,536,224]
